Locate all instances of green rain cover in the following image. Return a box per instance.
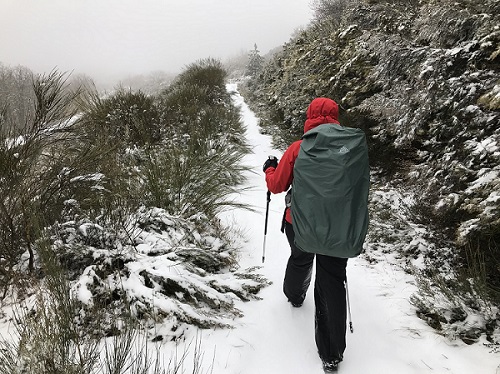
[291,124,370,257]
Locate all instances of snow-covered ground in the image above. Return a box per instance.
[0,84,498,373]
[182,84,499,373]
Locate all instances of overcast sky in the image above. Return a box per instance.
[0,0,313,84]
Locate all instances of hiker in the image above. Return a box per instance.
[262,97,369,373]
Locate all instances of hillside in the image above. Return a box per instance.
[241,0,500,346]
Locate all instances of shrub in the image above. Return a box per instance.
[79,89,161,148]
[151,58,249,217]
[0,70,85,292]
[175,58,227,98]
[143,139,248,219]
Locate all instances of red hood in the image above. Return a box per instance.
[304,97,340,133]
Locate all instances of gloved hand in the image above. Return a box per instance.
[263,156,278,172]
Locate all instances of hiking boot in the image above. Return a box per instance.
[322,359,341,373]
[288,299,303,307]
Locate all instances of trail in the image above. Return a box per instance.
[195,84,499,374]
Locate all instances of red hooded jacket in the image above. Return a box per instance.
[265,97,340,224]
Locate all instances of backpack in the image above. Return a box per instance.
[291,123,370,258]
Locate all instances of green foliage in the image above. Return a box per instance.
[0,70,89,292]
[0,64,34,135]
[175,58,227,96]
[461,235,500,304]
[150,58,249,217]
[158,58,234,131]
[143,139,248,219]
[79,89,160,148]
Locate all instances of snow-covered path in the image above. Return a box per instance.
[196,84,499,374]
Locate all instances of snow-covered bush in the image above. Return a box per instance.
[0,231,216,374]
[149,58,250,219]
[51,207,268,339]
[142,144,248,219]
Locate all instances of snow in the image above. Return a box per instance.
[5,135,26,149]
[1,83,499,373]
[339,25,359,39]
[70,173,105,183]
[466,169,499,193]
[74,268,95,305]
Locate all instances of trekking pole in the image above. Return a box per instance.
[262,190,271,263]
[346,278,354,333]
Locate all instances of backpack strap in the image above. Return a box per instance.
[281,189,292,233]
[280,208,287,233]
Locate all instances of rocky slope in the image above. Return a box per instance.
[242,0,499,345]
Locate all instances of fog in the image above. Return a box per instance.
[0,0,313,85]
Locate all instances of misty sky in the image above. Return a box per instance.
[0,0,313,84]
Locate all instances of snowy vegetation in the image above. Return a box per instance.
[241,0,499,346]
[0,60,269,372]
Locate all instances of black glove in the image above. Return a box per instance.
[263,156,278,172]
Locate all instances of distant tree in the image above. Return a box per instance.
[223,51,249,80]
[245,44,264,78]
[0,64,35,134]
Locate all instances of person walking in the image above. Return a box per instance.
[262,97,369,373]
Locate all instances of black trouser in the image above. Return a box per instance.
[284,222,347,362]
